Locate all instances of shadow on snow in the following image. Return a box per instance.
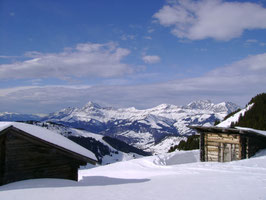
[0,176,150,191]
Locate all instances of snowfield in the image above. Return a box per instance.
[1,150,266,200]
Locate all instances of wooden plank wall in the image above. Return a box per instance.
[1,130,83,185]
[204,133,241,162]
[200,133,205,161]
[0,135,5,185]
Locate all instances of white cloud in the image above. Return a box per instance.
[120,34,136,41]
[1,52,266,113]
[0,42,133,80]
[245,39,258,43]
[244,39,259,46]
[142,55,161,64]
[144,36,152,40]
[153,0,266,40]
[147,28,155,33]
[0,55,20,59]
[219,53,266,71]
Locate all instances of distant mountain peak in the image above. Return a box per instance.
[213,101,240,113]
[154,104,176,110]
[184,100,214,110]
[183,100,240,114]
[82,101,102,109]
[1,99,241,153]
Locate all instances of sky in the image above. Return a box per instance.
[1,0,266,114]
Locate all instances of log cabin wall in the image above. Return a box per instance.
[204,133,241,162]
[191,126,266,163]
[0,129,86,186]
[200,133,205,161]
[0,135,5,185]
[240,136,249,159]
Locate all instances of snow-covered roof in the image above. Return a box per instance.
[0,122,97,161]
[189,125,266,138]
[236,127,266,137]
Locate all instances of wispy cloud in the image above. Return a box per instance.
[0,55,20,59]
[0,42,133,80]
[153,0,266,41]
[1,52,265,113]
[143,36,152,40]
[244,39,259,46]
[147,28,154,33]
[142,55,161,64]
[245,39,258,43]
[120,34,136,41]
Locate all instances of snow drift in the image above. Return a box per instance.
[1,150,266,200]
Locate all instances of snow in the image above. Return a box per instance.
[148,136,186,154]
[1,150,266,200]
[0,122,97,161]
[69,129,143,165]
[217,103,253,127]
[48,100,238,130]
[236,126,266,137]
[119,130,155,149]
[43,100,240,152]
[31,122,143,164]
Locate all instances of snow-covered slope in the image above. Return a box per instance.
[31,121,148,164]
[217,103,253,127]
[44,100,240,152]
[1,150,266,200]
[149,136,187,154]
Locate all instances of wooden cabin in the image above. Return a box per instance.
[0,122,97,186]
[189,126,266,162]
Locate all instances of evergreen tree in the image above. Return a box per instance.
[234,93,266,130]
[168,135,199,152]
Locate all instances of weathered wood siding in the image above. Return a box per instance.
[0,129,86,186]
[192,126,266,163]
[0,135,5,185]
[204,133,241,162]
[200,133,205,161]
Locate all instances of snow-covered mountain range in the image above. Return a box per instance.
[0,100,240,153]
[41,100,239,153]
[0,112,42,121]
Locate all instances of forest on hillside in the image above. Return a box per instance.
[231,93,266,130]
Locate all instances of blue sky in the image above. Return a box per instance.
[1,0,266,113]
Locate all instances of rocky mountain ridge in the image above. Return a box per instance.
[0,100,240,153]
[42,100,240,152]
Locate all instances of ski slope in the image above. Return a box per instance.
[1,150,266,200]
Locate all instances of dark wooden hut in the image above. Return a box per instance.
[189,126,266,162]
[0,122,97,186]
